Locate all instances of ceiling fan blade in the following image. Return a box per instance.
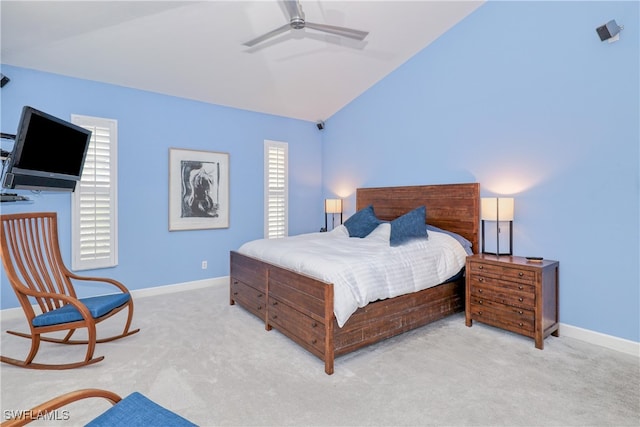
[243,23,291,47]
[304,22,368,41]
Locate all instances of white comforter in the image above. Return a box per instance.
[237,223,468,327]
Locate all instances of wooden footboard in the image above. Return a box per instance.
[230,251,336,373]
[267,265,335,374]
[230,251,464,375]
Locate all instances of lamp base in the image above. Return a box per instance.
[481,220,513,256]
[481,251,513,256]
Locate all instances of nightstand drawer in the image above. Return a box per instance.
[470,283,535,309]
[468,261,535,284]
[469,301,534,333]
[468,273,536,295]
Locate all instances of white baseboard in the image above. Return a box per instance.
[129,276,228,299]
[560,322,639,357]
[0,306,25,321]
[0,276,229,321]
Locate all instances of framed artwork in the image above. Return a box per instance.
[169,148,229,231]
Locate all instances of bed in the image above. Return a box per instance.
[229,183,480,374]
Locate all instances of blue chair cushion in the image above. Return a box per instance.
[86,392,197,427]
[32,293,131,327]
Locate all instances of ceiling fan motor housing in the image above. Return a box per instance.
[291,17,305,29]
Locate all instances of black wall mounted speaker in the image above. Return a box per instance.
[596,20,622,41]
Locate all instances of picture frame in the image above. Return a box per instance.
[169,148,229,231]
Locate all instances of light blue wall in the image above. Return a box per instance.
[1,1,638,344]
[0,65,324,308]
[322,1,639,342]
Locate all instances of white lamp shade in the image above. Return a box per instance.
[481,197,514,221]
[325,199,343,214]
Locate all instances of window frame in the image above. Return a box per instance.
[70,114,118,271]
[264,140,288,239]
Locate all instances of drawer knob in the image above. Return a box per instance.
[519,322,524,327]
[311,322,318,328]
[518,285,523,290]
[518,310,523,315]
[311,339,317,345]
[257,305,262,310]
[272,315,278,319]
[519,272,524,277]
[233,291,238,296]
[233,280,238,284]
[479,265,484,269]
[257,293,263,298]
[478,300,483,305]
[478,311,483,316]
[518,297,524,302]
[479,277,484,282]
[478,289,483,293]
[272,301,278,306]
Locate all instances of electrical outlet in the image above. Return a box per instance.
[201,261,208,270]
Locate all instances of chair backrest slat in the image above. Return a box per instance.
[1,213,76,317]
[19,216,64,311]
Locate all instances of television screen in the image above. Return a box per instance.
[3,106,92,191]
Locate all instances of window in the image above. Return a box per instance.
[264,140,288,239]
[70,115,118,270]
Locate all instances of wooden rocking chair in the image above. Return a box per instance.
[0,212,140,369]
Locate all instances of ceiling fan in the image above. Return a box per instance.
[243,0,369,48]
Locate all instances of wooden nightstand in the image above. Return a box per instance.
[465,254,559,349]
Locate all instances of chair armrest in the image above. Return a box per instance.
[1,389,122,427]
[66,273,130,294]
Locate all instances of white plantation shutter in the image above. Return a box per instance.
[264,140,288,239]
[71,115,118,270]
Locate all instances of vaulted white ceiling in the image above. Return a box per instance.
[1,1,484,122]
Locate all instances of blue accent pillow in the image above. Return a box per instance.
[344,205,381,238]
[390,206,427,246]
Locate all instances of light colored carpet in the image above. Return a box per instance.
[1,283,638,426]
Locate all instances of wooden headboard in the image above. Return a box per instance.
[356,183,480,254]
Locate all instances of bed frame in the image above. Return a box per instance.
[230,183,480,374]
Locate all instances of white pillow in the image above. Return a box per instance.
[365,222,391,243]
[329,224,349,237]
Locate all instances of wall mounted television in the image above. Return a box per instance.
[2,106,92,192]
